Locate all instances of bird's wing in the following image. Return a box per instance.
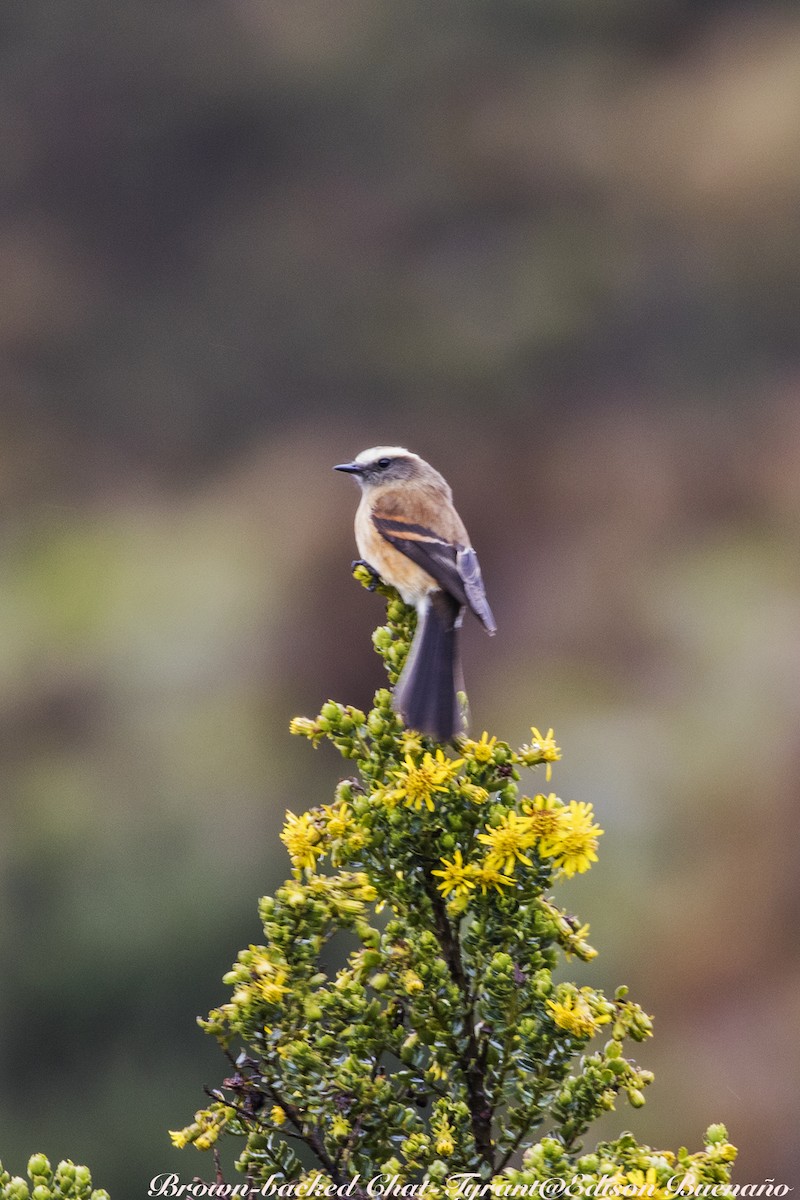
[456,545,497,634]
[372,513,496,634]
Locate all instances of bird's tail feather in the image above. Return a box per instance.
[394,592,466,743]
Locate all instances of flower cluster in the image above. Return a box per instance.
[0,1156,109,1200]
[287,677,598,918]
[506,1123,737,1196]
[170,574,735,1196]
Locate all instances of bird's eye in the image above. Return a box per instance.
[377,457,392,469]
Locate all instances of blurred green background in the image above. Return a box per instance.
[1,0,799,1193]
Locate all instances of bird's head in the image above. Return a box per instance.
[334,446,427,488]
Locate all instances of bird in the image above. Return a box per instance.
[334,446,495,742]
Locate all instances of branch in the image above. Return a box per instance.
[422,868,494,1169]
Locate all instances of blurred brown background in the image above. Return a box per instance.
[1,0,799,1193]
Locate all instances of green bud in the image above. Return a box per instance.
[369,972,390,992]
[705,1123,728,1145]
[32,1186,51,1200]
[627,1087,646,1108]
[321,701,341,721]
[26,1158,50,1183]
[428,1161,448,1182]
[604,1040,623,1058]
[367,712,385,735]
[531,970,551,997]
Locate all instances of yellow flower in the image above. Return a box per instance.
[401,969,424,995]
[462,731,498,764]
[522,792,564,839]
[342,830,368,858]
[431,848,479,899]
[348,873,377,902]
[401,731,425,757]
[331,1114,351,1140]
[289,716,319,739]
[624,1169,671,1200]
[555,916,595,960]
[460,782,489,805]
[280,810,324,872]
[524,726,562,781]
[270,1105,287,1126]
[539,800,603,877]
[322,802,353,840]
[169,1105,234,1152]
[427,1060,448,1082]
[547,988,610,1039]
[434,1117,455,1157]
[477,811,537,875]
[474,863,515,894]
[385,749,465,813]
[253,962,289,1005]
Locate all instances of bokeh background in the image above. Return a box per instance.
[2,0,800,1193]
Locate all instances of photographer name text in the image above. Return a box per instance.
[149,1172,793,1200]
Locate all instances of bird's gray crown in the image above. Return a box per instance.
[334,446,425,485]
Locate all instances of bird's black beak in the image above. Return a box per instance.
[333,461,364,474]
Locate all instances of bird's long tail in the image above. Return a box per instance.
[393,591,466,743]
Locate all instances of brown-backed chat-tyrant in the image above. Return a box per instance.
[334,446,495,742]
